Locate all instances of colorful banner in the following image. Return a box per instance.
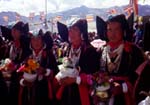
[40,11,45,21]
[29,12,35,20]
[124,4,133,17]
[16,13,21,21]
[107,9,117,15]
[86,14,94,22]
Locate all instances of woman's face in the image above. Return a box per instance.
[31,37,43,50]
[68,26,82,45]
[107,22,123,43]
[11,28,21,40]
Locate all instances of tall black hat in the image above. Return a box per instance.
[12,21,29,34]
[57,19,89,44]
[57,22,69,42]
[29,29,53,50]
[0,25,12,41]
[43,31,53,50]
[29,29,44,39]
[107,14,131,41]
[143,21,150,51]
[0,21,29,41]
[96,16,107,41]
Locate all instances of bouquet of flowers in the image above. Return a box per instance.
[91,72,112,103]
[17,58,39,82]
[0,58,14,78]
[55,57,79,81]
[0,58,13,70]
[55,57,80,100]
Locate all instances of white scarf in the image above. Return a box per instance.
[30,44,46,63]
[100,44,124,73]
[69,46,81,67]
[9,43,22,61]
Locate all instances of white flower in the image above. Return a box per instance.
[55,57,79,81]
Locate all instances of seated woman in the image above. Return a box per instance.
[97,14,144,105]
[18,30,58,105]
[55,19,100,105]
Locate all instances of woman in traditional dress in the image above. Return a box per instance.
[18,30,58,105]
[0,21,30,105]
[55,19,100,105]
[97,14,144,105]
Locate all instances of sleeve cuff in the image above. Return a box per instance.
[45,69,51,76]
[76,76,81,85]
[122,82,128,93]
[20,78,25,86]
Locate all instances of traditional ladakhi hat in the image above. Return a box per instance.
[29,29,44,38]
[29,29,53,50]
[0,21,29,41]
[96,16,107,41]
[12,21,29,34]
[143,21,150,51]
[57,22,69,42]
[57,19,89,44]
[107,14,131,41]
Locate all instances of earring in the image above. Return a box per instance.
[81,33,84,40]
[68,37,72,43]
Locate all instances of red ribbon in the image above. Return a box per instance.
[47,78,53,100]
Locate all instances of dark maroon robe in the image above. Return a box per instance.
[19,49,58,105]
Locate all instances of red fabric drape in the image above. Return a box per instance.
[130,0,138,15]
[112,76,135,105]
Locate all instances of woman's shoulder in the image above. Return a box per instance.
[124,41,143,53]
[96,44,107,54]
[84,44,98,53]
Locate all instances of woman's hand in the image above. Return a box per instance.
[111,82,122,96]
[23,79,34,87]
[7,62,16,72]
[60,77,76,86]
[20,78,34,87]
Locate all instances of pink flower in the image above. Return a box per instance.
[17,65,25,72]
[80,73,93,85]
